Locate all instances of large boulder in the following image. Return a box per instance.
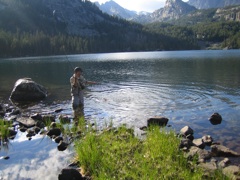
[10,78,47,103]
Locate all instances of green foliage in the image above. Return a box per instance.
[0,119,10,150]
[75,125,225,179]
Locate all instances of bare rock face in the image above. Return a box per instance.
[10,78,47,103]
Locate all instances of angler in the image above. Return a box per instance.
[70,67,96,121]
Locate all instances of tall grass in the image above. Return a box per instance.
[0,119,10,150]
[75,125,221,179]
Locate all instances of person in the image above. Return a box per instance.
[70,67,96,121]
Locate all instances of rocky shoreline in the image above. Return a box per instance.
[0,78,240,179]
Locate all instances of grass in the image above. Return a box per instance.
[74,121,227,179]
[0,119,11,150]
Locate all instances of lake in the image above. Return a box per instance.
[0,50,240,179]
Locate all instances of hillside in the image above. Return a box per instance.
[0,0,198,58]
[187,0,240,9]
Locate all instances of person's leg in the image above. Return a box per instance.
[72,92,84,124]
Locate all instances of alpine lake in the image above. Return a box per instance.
[0,50,240,179]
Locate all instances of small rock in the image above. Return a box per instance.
[19,127,27,132]
[10,109,21,116]
[180,126,194,136]
[193,138,205,149]
[8,128,17,137]
[35,121,45,129]
[179,139,193,150]
[57,141,68,151]
[223,165,240,179]
[199,161,218,171]
[47,128,61,137]
[42,115,55,124]
[26,129,35,137]
[202,135,213,146]
[139,126,147,131]
[55,136,63,144]
[218,158,231,168]
[33,127,41,134]
[147,116,169,127]
[3,156,10,160]
[55,108,63,113]
[50,122,57,128]
[59,115,71,124]
[186,134,194,141]
[58,168,84,180]
[186,146,212,161]
[31,113,42,121]
[211,145,240,157]
[209,113,222,125]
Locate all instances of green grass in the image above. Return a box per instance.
[74,123,226,179]
[0,119,11,150]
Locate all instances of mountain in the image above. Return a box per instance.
[95,0,138,19]
[133,0,196,24]
[187,0,240,9]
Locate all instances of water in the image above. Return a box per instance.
[0,50,240,178]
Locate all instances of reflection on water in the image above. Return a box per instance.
[0,50,240,178]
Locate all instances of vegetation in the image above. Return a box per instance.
[0,119,10,149]
[74,120,226,179]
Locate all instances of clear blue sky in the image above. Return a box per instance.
[90,0,188,12]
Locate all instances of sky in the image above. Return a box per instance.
[89,0,188,13]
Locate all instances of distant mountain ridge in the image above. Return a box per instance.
[132,0,196,24]
[187,0,240,9]
[95,0,138,19]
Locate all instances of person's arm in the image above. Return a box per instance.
[70,76,78,87]
[86,80,97,85]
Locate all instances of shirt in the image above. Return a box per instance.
[70,74,87,96]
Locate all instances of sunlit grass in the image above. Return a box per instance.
[74,123,227,179]
[0,119,11,150]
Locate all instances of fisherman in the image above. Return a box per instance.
[70,67,96,121]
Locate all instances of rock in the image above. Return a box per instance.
[55,108,63,113]
[3,156,10,160]
[8,128,17,137]
[47,128,61,137]
[186,134,194,141]
[147,116,169,127]
[0,104,5,117]
[9,109,21,116]
[193,138,205,149]
[218,158,231,168]
[33,127,41,134]
[58,168,84,180]
[199,161,218,171]
[202,135,213,146]
[209,113,222,125]
[139,126,148,131]
[26,129,35,137]
[57,141,68,151]
[211,145,240,157]
[186,146,212,161]
[35,121,45,129]
[179,139,193,150]
[180,126,194,136]
[50,122,57,128]
[19,127,27,132]
[10,78,47,103]
[55,136,63,144]
[59,115,71,124]
[31,113,43,121]
[223,165,240,179]
[17,117,36,128]
[42,115,55,124]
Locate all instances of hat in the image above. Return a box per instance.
[74,67,83,73]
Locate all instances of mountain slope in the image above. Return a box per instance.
[133,0,196,24]
[95,0,137,19]
[187,0,240,9]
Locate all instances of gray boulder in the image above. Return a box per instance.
[202,135,213,146]
[211,145,240,157]
[186,146,212,162]
[180,126,194,136]
[10,78,47,103]
[209,113,222,125]
[147,116,169,127]
[223,165,240,180]
[193,138,205,149]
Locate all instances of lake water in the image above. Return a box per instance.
[0,50,240,179]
